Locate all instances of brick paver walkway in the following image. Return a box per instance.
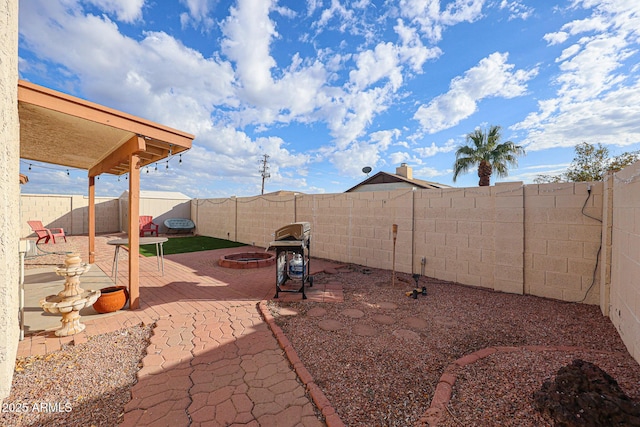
[18,235,344,426]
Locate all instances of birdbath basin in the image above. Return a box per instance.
[39,253,101,337]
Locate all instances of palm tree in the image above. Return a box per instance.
[452,125,524,186]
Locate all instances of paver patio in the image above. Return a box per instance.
[18,235,345,426]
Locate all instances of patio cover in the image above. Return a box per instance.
[18,80,195,309]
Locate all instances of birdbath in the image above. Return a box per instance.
[40,253,101,337]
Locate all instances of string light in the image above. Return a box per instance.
[28,164,32,171]
[66,169,70,176]
[179,154,182,164]
[155,163,158,171]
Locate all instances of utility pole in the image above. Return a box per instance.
[259,154,270,195]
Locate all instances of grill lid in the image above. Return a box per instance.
[274,222,310,241]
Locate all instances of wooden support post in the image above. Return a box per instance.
[128,147,142,310]
[88,175,96,264]
[392,224,398,287]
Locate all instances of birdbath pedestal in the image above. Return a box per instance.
[40,253,101,337]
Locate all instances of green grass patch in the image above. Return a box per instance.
[140,236,246,256]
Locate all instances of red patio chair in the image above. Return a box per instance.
[139,216,159,237]
[27,220,67,244]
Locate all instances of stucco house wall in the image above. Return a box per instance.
[0,0,20,402]
[609,160,640,363]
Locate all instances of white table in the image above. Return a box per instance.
[107,237,168,278]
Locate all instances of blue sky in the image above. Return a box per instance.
[18,0,640,197]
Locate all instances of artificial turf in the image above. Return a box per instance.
[139,236,246,256]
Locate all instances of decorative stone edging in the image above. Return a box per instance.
[416,345,622,427]
[258,301,346,427]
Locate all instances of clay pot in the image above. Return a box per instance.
[93,286,129,313]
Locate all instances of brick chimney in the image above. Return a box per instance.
[396,163,413,179]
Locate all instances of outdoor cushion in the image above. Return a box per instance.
[164,218,195,232]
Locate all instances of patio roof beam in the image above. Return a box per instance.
[88,135,145,177]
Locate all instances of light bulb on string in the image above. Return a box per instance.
[179,154,182,164]
[155,163,158,171]
[66,169,70,176]
[166,161,169,169]
[29,164,32,171]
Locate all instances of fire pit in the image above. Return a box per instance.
[218,252,276,269]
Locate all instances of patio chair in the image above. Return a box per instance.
[139,216,159,237]
[27,220,67,244]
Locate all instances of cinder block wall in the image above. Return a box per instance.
[194,181,599,304]
[192,198,237,241]
[20,194,120,237]
[120,196,191,234]
[524,182,603,304]
[296,191,414,273]
[236,195,296,248]
[609,160,640,363]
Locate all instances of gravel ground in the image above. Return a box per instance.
[268,265,640,427]
[1,324,152,427]
[14,246,640,426]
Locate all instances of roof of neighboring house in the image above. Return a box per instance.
[345,171,452,192]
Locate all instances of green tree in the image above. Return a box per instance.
[453,125,525,186]
[534,142,640,183]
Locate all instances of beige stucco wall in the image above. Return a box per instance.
[524,182,603,304]
[19,193,192,238]
[120,194,191,234]
[609,160,640,363]
[194,182,602,305]
[20,194,121,237]
[1,0,20,401]
[192,198,237,241]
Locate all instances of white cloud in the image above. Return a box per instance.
[394,19,442,72]
[331,141,384,177]
[499,0,534,21]
[515,80,640,151]
[413,52,537,133]
[556,43,581,62]
[314,0,355,32]
[85,0,144,22]
[179,0,216,30]
[415,166,449,178]
[516,0,640,151]
[414,140,456,157]
[544,31,569,45]
[398,0,485,42]
[349,42,403,90]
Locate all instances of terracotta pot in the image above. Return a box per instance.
[93,286,129,313]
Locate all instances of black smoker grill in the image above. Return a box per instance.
[267,222,313,299]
